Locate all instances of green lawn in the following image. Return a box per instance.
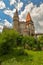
[0,49,43,65]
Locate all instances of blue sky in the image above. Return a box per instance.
[21,0,43,10]
[0,0,43,33]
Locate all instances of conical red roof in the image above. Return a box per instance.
[26,12,31,22]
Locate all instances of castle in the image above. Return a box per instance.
[3,9,43,36]
[13,9,35,36]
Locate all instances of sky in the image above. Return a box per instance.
[0,0,43,33]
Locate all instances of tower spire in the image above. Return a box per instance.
[26,12,31,22]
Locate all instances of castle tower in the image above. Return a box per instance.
[13,9,20,32]
[26,12,35,36]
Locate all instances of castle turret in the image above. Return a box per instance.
[13,9,20,32]
[26,12,35,36]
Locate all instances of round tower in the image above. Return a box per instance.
[13,9,20,32]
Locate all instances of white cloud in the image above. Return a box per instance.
[19,3,34,21]
[9,0,16,5]
[4,0,23,17]
[0,19,13,32]
[19,3,43,33]
[31,3,43,33]
[0,25,3,29]
[4,19,12,28]
[0,1,5,9]
[17,2,23,11]
[39,21,43,26]
[9,0,23,11]
[0,25,3,32]
[4,9,16,18]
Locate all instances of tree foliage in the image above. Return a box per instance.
[0,29,19,55]
[0,29,43,55]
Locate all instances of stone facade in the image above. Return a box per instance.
[13,9,35,36]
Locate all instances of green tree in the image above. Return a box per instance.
[0,29,19,55]
[37,35,43,50]
[16,35,23,46]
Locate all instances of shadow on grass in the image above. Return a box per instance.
[0,48,33,63]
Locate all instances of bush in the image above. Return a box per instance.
[16,35,23,46]
[22,36,36,50]
[18,49,28,56]
[37,35,43,50]
[0,28,43,56]
[0,29,19,55]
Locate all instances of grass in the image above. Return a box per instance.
[0,48,43,65]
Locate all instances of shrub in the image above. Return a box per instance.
[22,36,36,50]
[16,35,23,46]
[18,49,28,56]
[37,35,43,50]
[0,29,19,55]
